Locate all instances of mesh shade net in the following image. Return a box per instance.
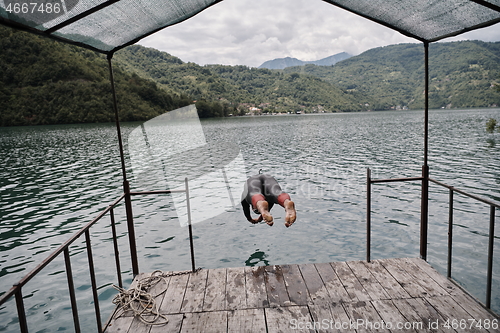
[322,0,500,42]
[1,0,499,54]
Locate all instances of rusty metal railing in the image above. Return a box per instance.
[0,179,194,333]
[366,167,498,309]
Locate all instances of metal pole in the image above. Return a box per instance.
[447,188,453,278]
[14,287,28,333]
[109,207,123,288]
[486,206,495,308]
[420,42,430,261]
[107,53,139,276]
[64,248,81,333]
[185,178,196,272]
[85,230,102,333]
[366,168,371,262]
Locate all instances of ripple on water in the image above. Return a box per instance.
[1,110,499,330]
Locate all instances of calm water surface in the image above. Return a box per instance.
[0,109,499,332]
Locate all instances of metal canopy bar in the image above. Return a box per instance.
[426,17,500,43]
[46,0,122,34]
[109,0,224,54]
[320,0,426,43]
[107,54,139,276]
[0,17,110,54]
[469,0,500,13]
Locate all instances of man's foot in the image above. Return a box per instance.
[284,200,296,227]
[256,200,273,226]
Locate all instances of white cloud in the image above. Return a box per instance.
[137,0,500,67]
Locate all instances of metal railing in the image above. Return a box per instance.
[366,167,498,309]
[0,179,195,333]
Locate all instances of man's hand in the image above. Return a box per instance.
[250,215,264,224]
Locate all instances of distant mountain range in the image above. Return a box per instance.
[2,22,499,126]
[258,52,352,69]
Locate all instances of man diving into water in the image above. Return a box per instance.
[241,174,296,227]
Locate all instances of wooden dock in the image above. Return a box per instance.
[105,258,499,332]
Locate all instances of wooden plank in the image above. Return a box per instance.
[227,308,267,332]
[127,313,182,333]
[346,261,391,301]
[149,314,184,333]
[343,300,390,333]
[425,296,485,333]
[202,267,227,311]
[116,272,154,318]
[371,299,417,332]
[159,273,190,314]
[298,263,331,305]
[378,258,428,298]
[450,292,499,322]
[362,260,410,299]
[181,311,228,333]
[397,258,449,297]
[245,266,269,308]
[308,302,355,333]
[315,262,351,303]
[281,264,309,306]
[126,272,173,332]
[226,266,247,310]
[264,265,291,307]
[331,261,371,302]
[406,258,460,296]
[393,298,448,333]
[266,305,314,333]
[105,315,134,333]
[180,268,208,313]
[307,303,334,333]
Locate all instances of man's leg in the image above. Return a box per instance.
[278,193,296,227]
[252,194,273,226]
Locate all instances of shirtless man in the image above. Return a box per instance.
[241,174,296,227]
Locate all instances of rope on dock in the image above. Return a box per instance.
[111,268,201,325]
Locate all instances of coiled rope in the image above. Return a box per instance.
[111,268,201,326]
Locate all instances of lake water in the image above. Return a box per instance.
[1,108,499,332]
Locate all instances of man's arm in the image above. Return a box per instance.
[242,200,262,223]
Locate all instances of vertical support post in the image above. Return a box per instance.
[486,205,495,309]
[420,41,430,261]
[64,248,81,333]
[447,188,453,278]
[85,230,102,333]
[110,207,123,288]
[366,168,371,262]
[14,287,28,333]
[107,53,139,276]
[185,178,196,272]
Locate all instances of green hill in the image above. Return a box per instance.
[283,41,500,110]
[0,26,191,126]
[114,45,366,114]
[1,24,499,127]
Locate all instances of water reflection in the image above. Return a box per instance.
[245,250,270,267]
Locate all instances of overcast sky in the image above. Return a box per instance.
[138,0,500,68]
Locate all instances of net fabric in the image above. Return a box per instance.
[322,0,500,42]
[0,0,499,53]
[0,0,221,52]
[53,0,220,52]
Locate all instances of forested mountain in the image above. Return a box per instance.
[0,26,191,126]
[283,41,500,110]
[114,46,365,114]
[1,23,499,127]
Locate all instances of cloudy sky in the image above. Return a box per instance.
[138,0,500,68]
